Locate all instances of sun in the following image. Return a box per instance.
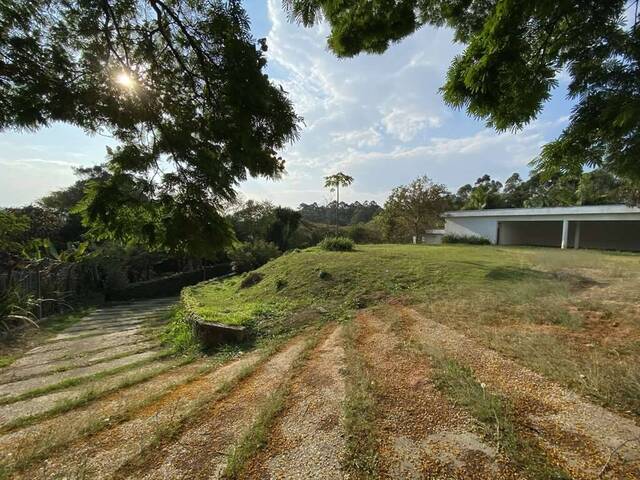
[115,71,135,89]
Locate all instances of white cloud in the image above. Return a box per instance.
[381,107,442,142]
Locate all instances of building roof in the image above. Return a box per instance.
[443,204,640,218]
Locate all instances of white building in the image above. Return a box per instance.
[442,205,640,250]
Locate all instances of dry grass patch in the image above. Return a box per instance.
[341,320,378,479]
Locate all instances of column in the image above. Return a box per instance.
[561,219,569,249]
[573,221,581,249]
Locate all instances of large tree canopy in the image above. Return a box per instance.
[1,0,299,257]
[285,0,640,181]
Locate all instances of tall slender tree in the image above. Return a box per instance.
[324,172,354,235]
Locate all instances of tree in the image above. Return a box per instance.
[382,176,449,242]
[285,0,640,182]
[229,200,276,242]
[1,0,299,257]
[266,207,302,250]
[463,175,504,210]
[324,172,354,235]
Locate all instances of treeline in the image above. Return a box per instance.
[450,169,638,210]
[297,201,382,226]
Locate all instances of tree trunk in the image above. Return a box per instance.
[335,184,340,236]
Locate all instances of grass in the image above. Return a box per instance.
[188,243,640,418]
[429,351,571,480]
[341,320,378,479]
[0,308,93,364]
[479,330,640,416]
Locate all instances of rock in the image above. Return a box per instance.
[240,272,264,288]
[192,318,246,348]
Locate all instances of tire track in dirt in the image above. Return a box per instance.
[401,305,640,480]
[11,346,269,480]
[357,310,522,480]
[118,332,315,480]
[243,325,347,480]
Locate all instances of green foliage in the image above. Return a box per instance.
[319,236,355,251]
[0,285,39,331]
[0,210,30,255]
[298,201,382,226]
[442,234,490,245]
[227,240,281,273]
[229,200,276,242]
[381,175,449,241]
[448,168,635,210]
[285,0,640,183]
[324,172,354,234]
[344,222,384,244]
[266,207,302,250]
[1,0,299,255]
[161,307,199,354]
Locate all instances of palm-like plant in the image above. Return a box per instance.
[324,172,354,235]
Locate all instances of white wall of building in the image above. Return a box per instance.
[442,206,640,251]
[445,217,499,243]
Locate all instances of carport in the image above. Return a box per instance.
[443,205,640,251]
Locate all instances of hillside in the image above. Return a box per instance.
[2,245,639,479]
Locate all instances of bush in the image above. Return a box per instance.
[161,306,199,354]
[319,236,355,251]
[442,234,491,245]
[227,240,280,273]
[345,223,384,244]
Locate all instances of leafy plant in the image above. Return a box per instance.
[442,234,490,245]
[319,236,355,251]
[0,286,39,331]
[227,240,280,273]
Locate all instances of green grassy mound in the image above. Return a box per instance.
[181,244,621,336]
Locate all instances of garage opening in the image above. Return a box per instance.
[498,220,640,251]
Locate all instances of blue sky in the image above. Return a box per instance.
[0,0,574,208]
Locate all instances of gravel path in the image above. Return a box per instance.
[401,305,640,480]
[122,334,311,480]
[244,325,347,480]
[357,310,521,480]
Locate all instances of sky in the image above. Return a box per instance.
[0,0,574,208]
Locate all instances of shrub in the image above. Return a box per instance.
[345,223,384,244]
[161,306,199,354]
[442,234,490,245]
[319,236,355,251]
[227,240,280,273]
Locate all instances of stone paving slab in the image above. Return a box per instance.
[0,350,162,402]
[0,341,159,385]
